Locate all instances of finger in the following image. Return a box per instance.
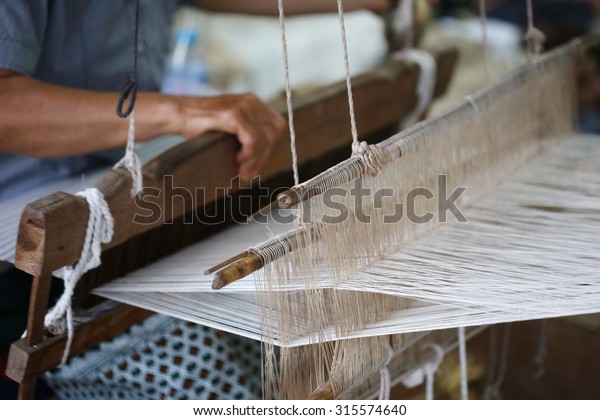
[236,126,262,163]
[238,156,261,180]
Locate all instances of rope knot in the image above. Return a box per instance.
[47,188,114,365]
[352,141,387,175]
[524,26,545,58]
[114,110,143,197]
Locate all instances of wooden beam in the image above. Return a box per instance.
[6,305,153,384]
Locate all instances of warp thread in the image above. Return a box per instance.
[458,327,469,400]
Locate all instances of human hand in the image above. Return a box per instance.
[171,93,286,181]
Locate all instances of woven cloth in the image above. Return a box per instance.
[44,315,263,400]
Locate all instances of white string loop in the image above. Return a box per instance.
[401,343,444,400]
[114,110,143,197]
[47,188,114,365]
[378,345,394,400]
[423,343,445,400]
[393,49,436,127]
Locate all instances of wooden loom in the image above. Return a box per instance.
[95,35,600,400]
[5,46,459,400]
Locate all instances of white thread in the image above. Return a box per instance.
[483,325,499,399]
[464,95,480,113]
[48,188,114,365]
[277,0,300,187]
[378,345,394,400]
[393,49,437,127]
[483,324,511,399]
[458,327,469,400]
[336,0,390,175]
[114,110,143,196]
[424,343,444,400]
[525,0,545,61]
[401,343,444,400]
[336,0,359,151]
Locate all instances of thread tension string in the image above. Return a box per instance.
[277,0,300,187]
[115,0,143,196]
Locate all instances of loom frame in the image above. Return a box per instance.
[4,47,459,399]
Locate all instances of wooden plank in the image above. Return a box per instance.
[25,273,53,346]
[14,48,458,277]
[6,304,153,384]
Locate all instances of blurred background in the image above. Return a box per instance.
[158,0,600,135]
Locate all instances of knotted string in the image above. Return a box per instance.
[46,189,114,365]
[524,0,545,61]
[277,0,299,187]
[114,0,143,196]
[336,0,385,175]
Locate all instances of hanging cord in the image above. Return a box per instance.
[114,0,143,196]
[483,324,512,399]
[277,0,300,187]
[277,0,305,226]
[401,343,444,400]
[423,343,445,400]
[458,327,469,400]
[524,0,545,61]
[378,345,394,400]
[336,0,386,175]
[45,189,114,365]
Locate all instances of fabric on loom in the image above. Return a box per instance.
[44,315,262,400]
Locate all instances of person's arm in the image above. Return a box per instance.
[0,69,285,180]
[196,0,391,16]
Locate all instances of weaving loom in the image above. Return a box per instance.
[4,34,459,398]
[5,0,600,399]
[96,37,600,400]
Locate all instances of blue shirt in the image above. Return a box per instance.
[0,0,185,201]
